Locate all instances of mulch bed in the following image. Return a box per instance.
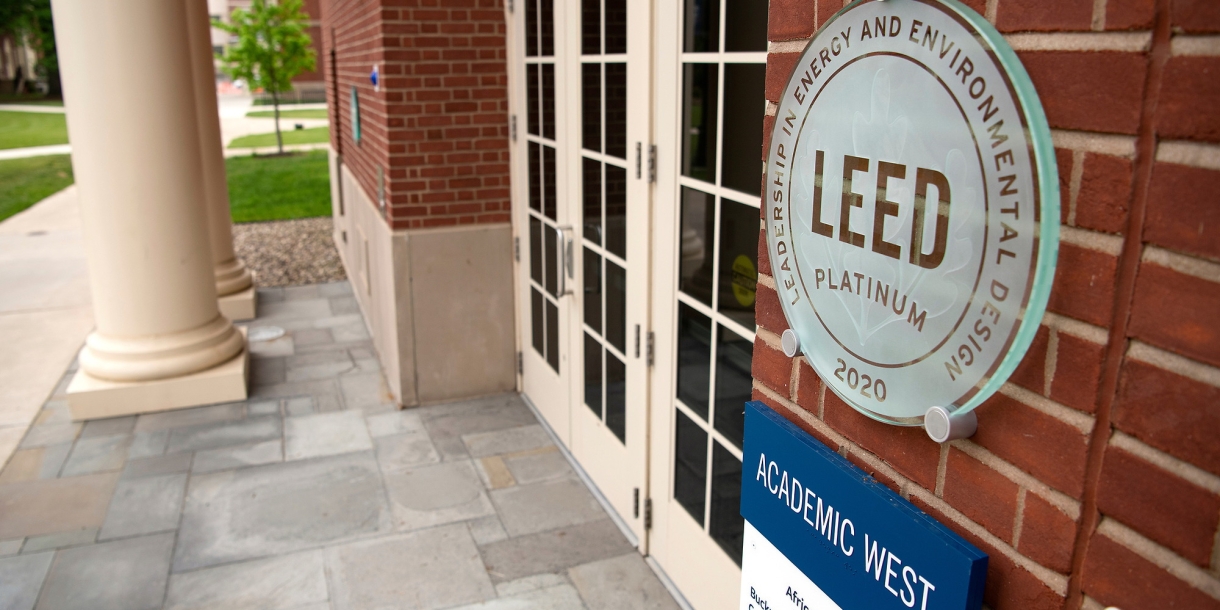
[232,217,347,287]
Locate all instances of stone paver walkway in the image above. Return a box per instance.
[0,281,680,610]
[0,187,93,475]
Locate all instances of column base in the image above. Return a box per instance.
[67,346,249,421]
[218,284,257,321]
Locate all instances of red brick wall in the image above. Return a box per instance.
[758,1,1220,609]
[320,0,510,230]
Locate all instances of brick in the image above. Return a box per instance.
[761,114,776,166]
[794,358,822,414]
[1106,0,1156,30]
[1055,148,1073,225]
[752,387,837,449]
[758,227,773,276]
[753,340,794,396]
[1010,325,1050,396]
[995,0,1093,32]
[1114,357,1220,476]
[1146,162,1220,261]
[845,451,903,494]
[1173,0,1220,33]
[1156,56,1220,142]
[1129,263,1220,368]
[1097,445,1220,566]
[972,392,1090,498]
[1075,153,1133,234]
[765,52,802,104]
[1081,533,1219,609]
[911,498,1068,610]
[1046,243,1119,328]
[1048,331,1106,413]
[815,0,840,30]
[823,391,941,491]
[958,0,988,19]
[943,448,1020,541]
[770,0,818,41]
[1017,51,1147,135]
[756,281,789,335]
[1016,493,1078,574]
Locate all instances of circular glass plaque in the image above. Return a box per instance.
[765,0,1059,425]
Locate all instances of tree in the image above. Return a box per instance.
[213,0,315,155]
[0,0,59,96]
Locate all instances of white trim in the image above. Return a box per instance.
[680,51,768,63]
[645,556,697,610]
[678,175,763,209]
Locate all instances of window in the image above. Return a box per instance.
[580,0,630,443]
[526,0,561,373]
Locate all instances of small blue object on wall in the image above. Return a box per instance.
[740,401,987,610]
[370,64,379,90]
[350,86,361,144]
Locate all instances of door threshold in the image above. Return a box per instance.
[645,555,696,610]
[519,392,694,609]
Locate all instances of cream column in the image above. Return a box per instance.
[185,0,256,319]
[53,0,247,418]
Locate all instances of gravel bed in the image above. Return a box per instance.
[232,217,347,287]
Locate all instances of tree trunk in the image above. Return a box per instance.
[272,89,283,155]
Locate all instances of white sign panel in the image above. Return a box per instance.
[740,522,844,610]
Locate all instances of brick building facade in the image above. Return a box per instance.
[322,0,510,230]
[755,1,1220,608]
[316,0,1220,608]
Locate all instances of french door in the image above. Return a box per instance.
[647,0,767,608]
[511,1,767,608]
[512,0,652,543]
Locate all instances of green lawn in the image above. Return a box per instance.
[228,126,329,149]
[226,150,332,223]
[0,155,74,223]
[0,111,68,150]
[0,150,329,225]
[246,108,329,119]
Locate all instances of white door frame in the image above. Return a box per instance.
[561,0,658,549]
[512,0,575,440]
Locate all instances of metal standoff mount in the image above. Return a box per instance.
[781,329,800,358]
[924,406,978,443]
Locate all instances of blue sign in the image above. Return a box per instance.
[741,401,986,610]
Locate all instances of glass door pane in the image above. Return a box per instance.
[526,0,562,374]
[579,0,632,445]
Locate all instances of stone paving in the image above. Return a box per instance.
[0,281,681,610]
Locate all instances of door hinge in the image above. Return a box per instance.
[644,498,653,530]
[507,0,513,14]
[633,488,640,518]
[634,324,641,358]
[635,142,642,179]
[510,114,517,142]
[517,351,523,375]
[646,331,655,367]
[514,236,520,262]
[648,144,657,183]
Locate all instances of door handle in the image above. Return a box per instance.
[556,225,574,297]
